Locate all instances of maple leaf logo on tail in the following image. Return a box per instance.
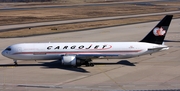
[153,27,166,36]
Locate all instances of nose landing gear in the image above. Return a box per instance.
[13,59,18,66]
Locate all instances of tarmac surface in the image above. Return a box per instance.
[1,10,180,32]
[0,0,160,11]
[0,18,180,91]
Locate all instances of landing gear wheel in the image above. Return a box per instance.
[89,63,94,67]
[13,59,18,66]
[85,62,94,67]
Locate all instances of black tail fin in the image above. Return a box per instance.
[140,15,173,44]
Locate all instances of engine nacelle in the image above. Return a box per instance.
[61,55,81,66]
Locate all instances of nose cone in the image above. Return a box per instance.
[1,50,12,59]
[1,50,7,57]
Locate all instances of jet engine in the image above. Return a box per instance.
[61,55,81,66]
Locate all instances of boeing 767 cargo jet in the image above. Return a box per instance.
[2,15,173,67]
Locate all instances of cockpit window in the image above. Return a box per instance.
[5,48,11,51]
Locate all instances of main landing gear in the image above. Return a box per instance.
[85,62,94,67]
[84,59,94,67]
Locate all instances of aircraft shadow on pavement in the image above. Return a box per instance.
[0,60,89,73]
[94,60,136,66]
[0,60,136,72]
[41,60,90,73]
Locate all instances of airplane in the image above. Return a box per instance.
[1,15,173,67]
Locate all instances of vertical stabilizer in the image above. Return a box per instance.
[140,15,173,44]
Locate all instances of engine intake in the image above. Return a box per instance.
[61,55,81,66]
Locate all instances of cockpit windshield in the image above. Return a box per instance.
[5,47,11,51]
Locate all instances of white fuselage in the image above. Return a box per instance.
[1,42,168,60]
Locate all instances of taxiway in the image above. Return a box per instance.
[1,10,180,32]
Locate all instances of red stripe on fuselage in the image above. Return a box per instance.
[13,50,142,55]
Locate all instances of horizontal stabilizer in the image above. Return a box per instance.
[148,47,169,51]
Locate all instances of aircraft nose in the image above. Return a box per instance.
[1,50,7,57]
